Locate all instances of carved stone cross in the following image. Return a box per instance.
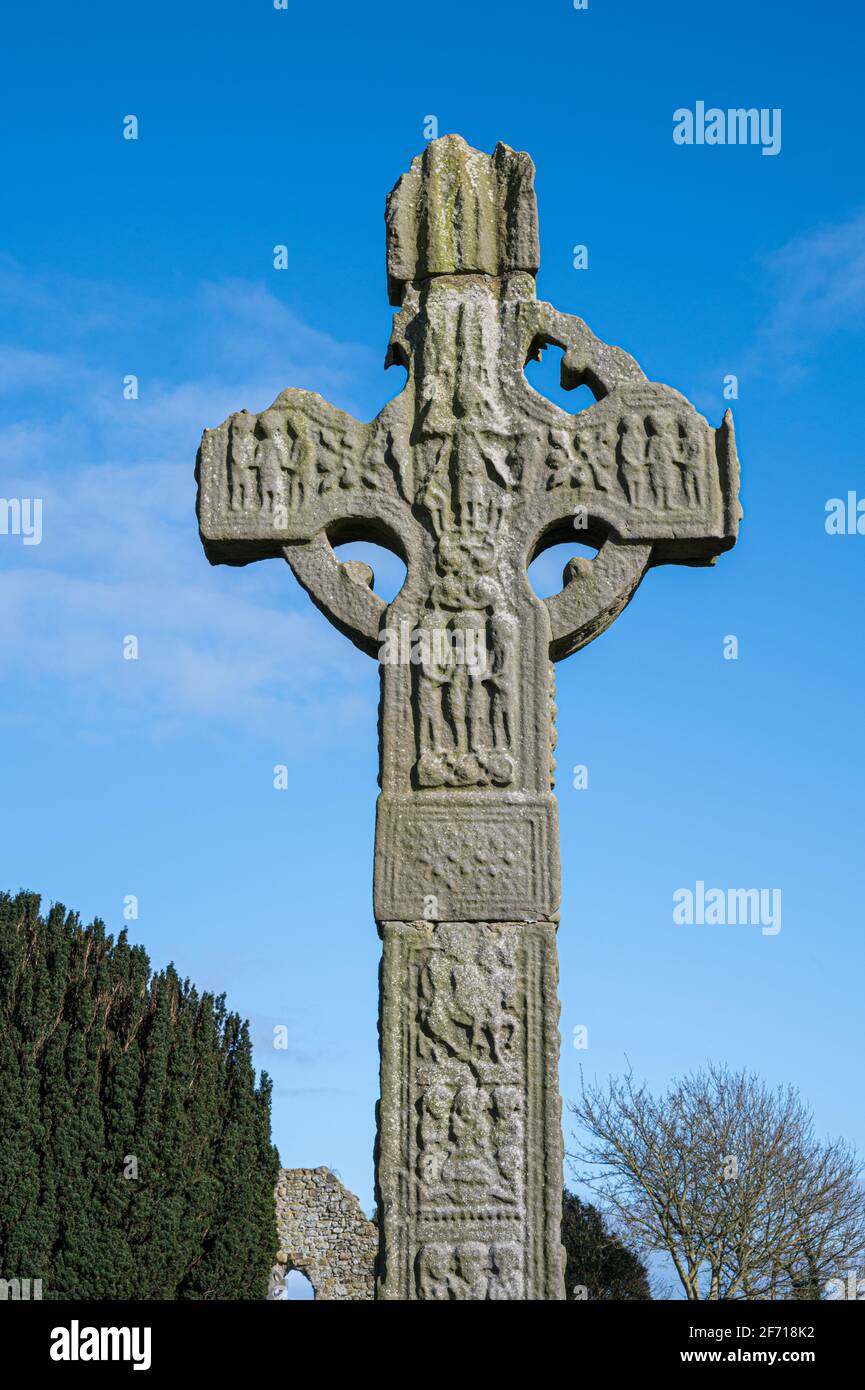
[196,135,741,1300]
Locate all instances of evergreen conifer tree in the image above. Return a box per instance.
[0,891,279,1299]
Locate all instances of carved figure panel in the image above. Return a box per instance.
[376,921,564,1301]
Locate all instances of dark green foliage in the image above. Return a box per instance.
[0,891,279,1299]
[563,1190,652,1300]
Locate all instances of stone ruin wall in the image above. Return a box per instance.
[271,1167,376,1301]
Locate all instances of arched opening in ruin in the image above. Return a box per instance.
[284,1268,315,1300]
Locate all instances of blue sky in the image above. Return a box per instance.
[1,0,863,1253]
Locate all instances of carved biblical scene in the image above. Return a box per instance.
[376,920,564,1301]
[545,402,710,514]
[415,1241,524,1300]
[413,606,518,789]
[415,928,524,1210]
[201,391,389,546]
[408,296,524,790]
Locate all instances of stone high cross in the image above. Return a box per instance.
[196,135,741,1301]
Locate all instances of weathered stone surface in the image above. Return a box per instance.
[376,921,564,1300]
[270,1167,376,1301]
[196,135,741,1299]
[385,135,540,304]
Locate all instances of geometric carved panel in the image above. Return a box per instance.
[374,797,560,923]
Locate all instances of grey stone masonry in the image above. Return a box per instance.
[272,1168,376,1301]
[197,135,741,1300]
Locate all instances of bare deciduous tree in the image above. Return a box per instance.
[569,1064,865,1300]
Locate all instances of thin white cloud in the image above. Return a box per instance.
[689,206,865,414]
[747,207,865,382]
[762,210,865,338]
[0,264,383,741]
[0,565,371,736]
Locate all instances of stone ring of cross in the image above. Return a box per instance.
[280,484,656,666]
[196,135,741,1300]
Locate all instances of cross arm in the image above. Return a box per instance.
[513,303,742,659]
[196,387,420,656]
[196,387,410,561]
